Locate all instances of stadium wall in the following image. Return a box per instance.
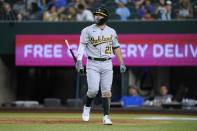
[0,20,197,54]
[0,20,197,105]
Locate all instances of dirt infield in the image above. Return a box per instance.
[1,108,197,116]
[0,117,168,124]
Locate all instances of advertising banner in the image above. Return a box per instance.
[15,34,197,66]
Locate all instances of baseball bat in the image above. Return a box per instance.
[65,40,77,63]
[65,40,85,75]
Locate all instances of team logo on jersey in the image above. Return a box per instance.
[90,35,113,47]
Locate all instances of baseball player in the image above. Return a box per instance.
[76,7,126,125]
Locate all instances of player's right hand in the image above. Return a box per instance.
[76,60,84,72]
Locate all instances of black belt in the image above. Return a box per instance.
[88,56,111,61]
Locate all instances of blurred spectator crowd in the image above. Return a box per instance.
[0,0,196,21]
[120,83,197,109]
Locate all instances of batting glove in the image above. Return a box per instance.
[76,60,84,72]
[120,62,126,73]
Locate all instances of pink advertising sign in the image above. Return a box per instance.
[15,34,197,66]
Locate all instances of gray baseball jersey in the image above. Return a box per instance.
[80,24,120,58]
[80,24,120,98]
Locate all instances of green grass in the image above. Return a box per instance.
[0,113,197,131]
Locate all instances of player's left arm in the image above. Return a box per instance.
[113,47,123,63]
[113,47,126,73]
[112,30,123,63]
[112,30,126,73]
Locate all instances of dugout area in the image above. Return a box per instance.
[0,55,197,107]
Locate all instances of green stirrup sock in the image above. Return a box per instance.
[86,96,94,107]
[102,97,111,116]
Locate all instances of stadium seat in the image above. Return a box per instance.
[12,101,39,108]
[66,98,83,108]
[43,98,61,107]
